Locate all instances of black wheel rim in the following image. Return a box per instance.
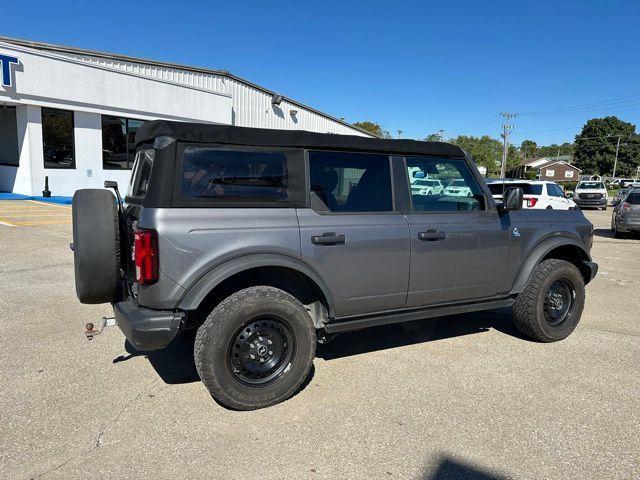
[544,279,575,326]
[228,317,295,387]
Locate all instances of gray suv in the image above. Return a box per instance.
[72,121,598,410]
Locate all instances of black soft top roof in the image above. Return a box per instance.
[135,121,466,158]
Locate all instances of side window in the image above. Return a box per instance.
[406,157,485,212]
[181,147,289,201]
[308,151,393,212]
[547,184,564,197]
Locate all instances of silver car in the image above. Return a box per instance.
[611,188,640,238]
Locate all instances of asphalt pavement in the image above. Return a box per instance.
[0,204,638,479]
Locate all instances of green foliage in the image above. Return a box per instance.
[536,142,573,158]
[352,121,391,139]
[573,116,640,176]
[521,139,537,158]
[448,135,503,175]
[525,170,538,180]
[423,133,443,142]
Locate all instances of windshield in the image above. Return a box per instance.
[449,180,465,187]
[415,180,438,186]
[577,182,604,189]
[487,183,543,195]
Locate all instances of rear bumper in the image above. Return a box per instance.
[113,299,184,351]
[617,220,640,232]
[583,261,598,284]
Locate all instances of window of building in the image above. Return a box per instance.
[102,116,144,169]
[406,157,485,212]
[308,151,393,212]
[545,169,555,177]
[565,170,574,178]
[181,146,289,201]
[42,108,75,169]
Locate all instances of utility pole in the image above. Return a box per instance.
[612,135,621,180]
[500,113,517,179]
[397,129,403,139]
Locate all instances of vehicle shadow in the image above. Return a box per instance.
[593,228,614,238]
[116,308,523,386]
[317,308,524,361]
[419,455,510,479]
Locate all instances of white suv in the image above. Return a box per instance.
[573,180,608,210]
[486,180,576,210]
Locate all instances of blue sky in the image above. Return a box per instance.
[3,0,640,145]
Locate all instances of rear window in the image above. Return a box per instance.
[181,147,289,201]
[487,183,542,195]
[128,149,155,197]
[627,192,640,204]
[577,182,605,190]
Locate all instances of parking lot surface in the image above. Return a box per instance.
[0,204,638,479]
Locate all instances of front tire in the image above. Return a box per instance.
[512,259,585,342]
[194,286,316,410]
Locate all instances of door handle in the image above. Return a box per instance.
[311,232,346,245]
[418,230,446,241]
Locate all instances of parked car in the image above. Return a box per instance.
[610,178,639,188]
[611,188,640,238]
[573,181,608,210]
[486,180,576,210]
[71,122,598,410]
[411,178,444,195]
[443,179,473,197]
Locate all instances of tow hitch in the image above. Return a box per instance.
[85,316,116,340]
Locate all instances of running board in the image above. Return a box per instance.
[325,298,514,334]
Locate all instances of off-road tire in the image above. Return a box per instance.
[72,189,120,304]
[194,286,316,410]
[512,259,585,342]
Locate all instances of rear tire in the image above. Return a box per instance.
[194,286,316,410]
[72,189,120,304]
[512,259,585,342]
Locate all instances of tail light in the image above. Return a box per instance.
[621,202,631,212]
[524,196,538,208]
[133,229,158,285]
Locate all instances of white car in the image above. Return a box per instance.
[573,180,608,210]
[411,179,444,195]
[486,180,576,210]
[444,179,473,197]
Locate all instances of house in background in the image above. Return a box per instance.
[509,156,581,182]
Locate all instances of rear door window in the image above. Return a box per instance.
[626,192,640,204]
[488,183,542,196]
[308,151,393,212]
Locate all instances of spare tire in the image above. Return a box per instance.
[72,189,121,304]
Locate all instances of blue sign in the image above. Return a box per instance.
[0,54,20,87]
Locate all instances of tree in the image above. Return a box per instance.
[520,139,537,158]
[352,121,391,138]
[536,142,573,158]
[449,135,503,175]
[573,116,640,176]
[423,133,442,142]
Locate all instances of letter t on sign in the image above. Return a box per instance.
[0,54,20,87]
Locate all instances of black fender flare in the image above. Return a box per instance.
[177,253,336,317]
[511,236,592,294]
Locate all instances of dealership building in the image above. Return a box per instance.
[0,37,371,197]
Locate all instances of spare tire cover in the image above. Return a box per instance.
[72,189,121,304]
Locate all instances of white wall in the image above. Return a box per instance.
[0,42,232,124]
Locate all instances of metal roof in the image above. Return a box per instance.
[0,35,376,138]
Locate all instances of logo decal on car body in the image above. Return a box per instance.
[512,227,521,238]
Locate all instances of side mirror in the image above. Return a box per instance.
[501,187,523,212]
[565,191,574,199]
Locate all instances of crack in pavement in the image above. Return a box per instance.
[28,377,161,480]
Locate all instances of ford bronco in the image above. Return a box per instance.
[72,121,598,410]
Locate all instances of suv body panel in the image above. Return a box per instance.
[296,208,410,317]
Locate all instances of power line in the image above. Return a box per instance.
[519,93,640,117]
